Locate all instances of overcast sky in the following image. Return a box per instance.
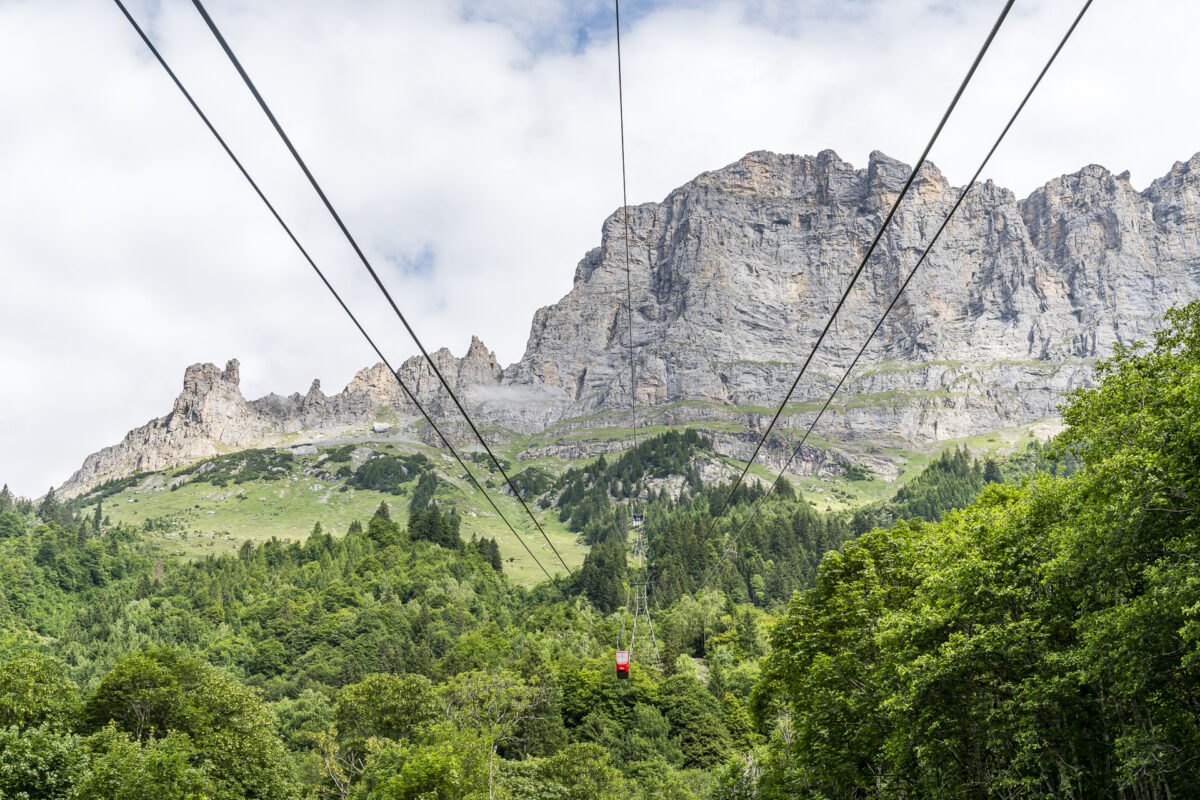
[1,0,1196,497]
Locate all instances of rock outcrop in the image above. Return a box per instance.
[58,341,501,496]
[61,149,1200,496]
[497,150,1200,443]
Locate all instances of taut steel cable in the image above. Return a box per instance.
[189,0,573,576]
[110,0,565,590]
[686,0,1095,604]
[699,0,1016,549]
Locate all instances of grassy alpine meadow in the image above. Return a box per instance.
[91,417,1056,577]
[94,440,587,585]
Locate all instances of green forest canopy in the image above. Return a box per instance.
[2,302,1200,797]
[753,301,1200,798]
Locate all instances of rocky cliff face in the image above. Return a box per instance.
[67,360,263,490]
[497,149,1200,440]
[61,150,1200,496]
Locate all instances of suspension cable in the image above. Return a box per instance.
[685,0,1094,604]
[699,0,1015,546]
[109,0,565,590]
[615,0,638,450]
[612,0,643,652]
[189,0,574,576]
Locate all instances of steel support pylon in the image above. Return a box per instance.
[617,512,660,666]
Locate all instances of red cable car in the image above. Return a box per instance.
[615,650,630,679]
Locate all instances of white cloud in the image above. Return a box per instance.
[1,0,1197,496]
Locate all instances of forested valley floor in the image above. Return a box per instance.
[2,304,1200,799]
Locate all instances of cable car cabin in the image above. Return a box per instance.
[615,650,630,679]
[632,513,644,527]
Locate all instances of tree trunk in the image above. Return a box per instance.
[489,742,497,800]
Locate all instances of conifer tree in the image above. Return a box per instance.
[410,472,437,512]
[38,487,57,521]
[983,458,1002,483]
[367,502,401,547]
[578,539,626,612]
[774,477,796,499]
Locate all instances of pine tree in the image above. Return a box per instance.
[410,472,437,512]
[38,487,57,521]
[473,536,503,570]
[707,660,729,700]
[0,484,12,513]
[368,502,401,547]
[578,539,627,612]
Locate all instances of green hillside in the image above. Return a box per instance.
[87,441,586,586]
[3,304,1200,797]
[75,418,1058,590]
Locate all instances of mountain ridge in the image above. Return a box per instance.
[59,148,1200,497]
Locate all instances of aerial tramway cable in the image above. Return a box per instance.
[109,0,566,592]
[615,0,638,450]
[188,0,573,578]
[695,0,1016,561]
[684,0,1095,605]
[611,0,660,674]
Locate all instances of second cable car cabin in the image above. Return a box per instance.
[615,650,630,679]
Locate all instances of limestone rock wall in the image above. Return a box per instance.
[61,149,1200,496]
[499,149,1200,439]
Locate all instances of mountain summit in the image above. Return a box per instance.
[61,149,1200,496]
